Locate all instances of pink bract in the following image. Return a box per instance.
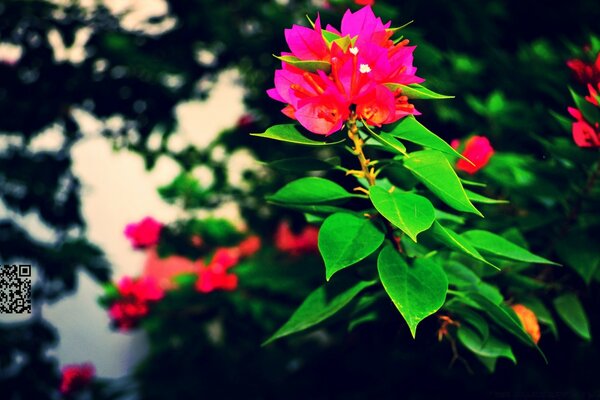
[60,363,95,395]
[268,6,423,135]
[124,217,163,248]
[453,136,495,175]
[568,107,600,147]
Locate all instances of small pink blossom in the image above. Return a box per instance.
[124,217,163,248]
[585,83,600,106]
[238,235,262,257]
[142,249,198,290]
[567,52,600,86]
[568,107,600,148]
[452,136,495,174]
[275,221,319,255]
[355,0,375,5]
[60,363,95,395]
[108,276,164,330]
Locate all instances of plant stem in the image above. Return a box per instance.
[347,112,376,186]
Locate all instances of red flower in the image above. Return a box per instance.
[60,363,95,395]
[238,235,262,257]
[142,249,198,290]
[275,221,319,255]
[585,83,600,106]
[567,51,600,86]
[355,0,375,5]
[124,217,163,248]
[195,248,240,293]
[567,107,600,148]
[108,276,164,331]
[451,136,494,174]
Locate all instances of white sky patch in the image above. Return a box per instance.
[29,123,65,153]
[191,165,214,189]
[0,42,23,65]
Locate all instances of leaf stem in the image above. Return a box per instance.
[347,112,376,186]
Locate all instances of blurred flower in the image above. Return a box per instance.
[268,6,422,135]
[567,52,600,86]
[60,363,95,395]
[109,276,164,330]
[275,221,319,255]
[195,248,240,293]
[585,83,600,106]
[124,217,163,248]
[143,248,198,290]
[0,42,23,65]
[238,235,262,257]
[567,107,600,147]
[511,304,541,344]
[451,135,494,174]
[355,0,375,5]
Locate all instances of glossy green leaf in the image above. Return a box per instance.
[369,186,435,242]
[555,233,600,284]
[274,55,331,73]
[458,326,516,363]
[458,307,490,340]
[378,246,448,338]
[368,130,408,155]
[403,150,482,216]
[268,157,340,172]
[319,213,385,280]
[385,83,454,100]
[251,124,345,146]
[268,177,361,205]
[386,115,469,161]
[462,230,559,265]
[263,280,374,345]
[521,296,558,339]
[429,222,497,269]
[553,293,591,341]
[465,189,509,205]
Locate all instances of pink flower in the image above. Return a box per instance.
[585,83,600,106]
[275,221,319,255]
[142,249,198,290]
[238,235,262,257]
[452,136,494,174]
[268,6,423,135]
[60,363,95,395]
[568,107,600,147]
[195,248,240,293]
[124,217,163,248]
[355,0,375,5]
[108,276,164,330]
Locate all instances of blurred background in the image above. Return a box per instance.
[1,0,599,399]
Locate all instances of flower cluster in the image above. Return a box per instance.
[451,135,495,174]
[567,48,600,148]
[124,216,163,248]
[108,276,165,331]
[268,6,422,135]
[275,221,319,256]
[60,363,95,396]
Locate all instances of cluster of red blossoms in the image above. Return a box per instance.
[567,49,600,148]
[268,6,422,135]
[124,216,163,248]
[60,363,95,396]
[274,221,319,256]
[108,276,165,331]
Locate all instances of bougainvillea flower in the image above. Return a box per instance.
[238,235,262,257]
[451,136,494,174]
[268,6,423,135]
[511,304,541,344]
[196,266,239,293]
[60,363,95,395]
[567,52,600,85]
[355,0,375,6]
[143,249,198,290]
[275,221,319,255]
[108,276,164,330]
[568,107,600,147]
[124,217,163,248]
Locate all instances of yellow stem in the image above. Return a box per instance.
[347,112,376,186]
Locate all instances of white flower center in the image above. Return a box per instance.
[359,64,371,74]
[349,47,359,55]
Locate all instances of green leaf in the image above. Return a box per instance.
[377,246,448,338]
[263,280,375,345]
[268,177,361,205]
[386,115,469,161]
[467,293,545,360]
[461,230,559,265]
[553,293,591,341]
[458,307,490,340]
[570,87,600,124]
[268,156,340,172]
[322,29,341,45]
[369,186,435,242]
[368,130,408,155]
[457,326,516,363]
[251,124,345,146]
[318,213,385,280]
[521,296,558,339]
[465,189,509,205]
[403,150,482,216]
[555,233,600,284]
[429,222,498,269]
[274,55,331,73]
[385,83,454,100]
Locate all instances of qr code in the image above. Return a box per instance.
[0,264,32,313]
